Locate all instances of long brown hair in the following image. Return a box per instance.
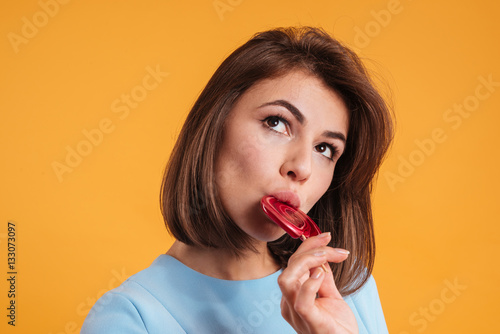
[160,26,394,296]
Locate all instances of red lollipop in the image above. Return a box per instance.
[260,195,321,240]
[261,195,328,271]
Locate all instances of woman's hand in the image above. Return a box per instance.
[277,232,358,334]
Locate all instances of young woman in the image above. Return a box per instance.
[82,26,394,333]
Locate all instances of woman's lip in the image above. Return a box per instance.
[269,191,301,209]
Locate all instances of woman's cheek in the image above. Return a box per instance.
[237,132,274,162]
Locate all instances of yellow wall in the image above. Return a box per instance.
[1,0,499,333]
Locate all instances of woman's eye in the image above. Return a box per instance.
[264,116,289,135]
[315,143,336,160]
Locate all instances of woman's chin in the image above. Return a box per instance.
[248,227,287,243]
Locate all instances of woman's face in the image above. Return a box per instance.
[215,70,349,242]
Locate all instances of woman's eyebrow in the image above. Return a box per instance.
[258,99,346,144]
[323,130,346,145]
[257,99,305,124]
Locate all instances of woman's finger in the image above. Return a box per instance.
[278,250,328,297]
[280,297,291,323]
[281,295,307,329]
[284,247,349,280]
[317,261,344,300]
[293,267,325,321]
[292,232,332,255]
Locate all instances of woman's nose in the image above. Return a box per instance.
[280,144,312,182]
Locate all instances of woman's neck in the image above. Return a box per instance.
[166,240,281,281]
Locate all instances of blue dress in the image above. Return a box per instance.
[81,255,388,333]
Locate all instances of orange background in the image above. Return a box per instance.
[1,0,499,333]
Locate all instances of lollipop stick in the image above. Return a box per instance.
[300,235,329,272]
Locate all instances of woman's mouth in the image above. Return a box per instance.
[260,195,322,239]
[268,190,301,209]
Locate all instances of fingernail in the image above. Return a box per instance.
[313,251,326,257]
[335,248,350,255]
[318,232,331,238]
[312,268,323,279]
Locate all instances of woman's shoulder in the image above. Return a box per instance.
[81,255,187,334]
[343,274,389,334]
[82,254,292,333]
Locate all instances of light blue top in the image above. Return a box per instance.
[81,255,388,333]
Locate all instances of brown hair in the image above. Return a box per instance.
[160,26,394,296]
